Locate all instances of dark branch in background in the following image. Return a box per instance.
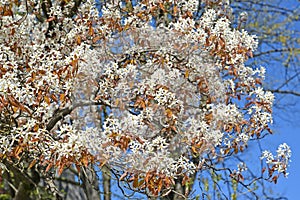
[41,0,55,37]
[54,176,81,186]
[80,166,101,200]
[66,0,83,18]
[46,100,111,131]
[109,168,137,198]
[232,0,296,15]
[2,160,65,200]
[204,161,260,199]
[267,89,300,96]
[253,48,300,57]
[273,71,300,91]
[102,165,111,200]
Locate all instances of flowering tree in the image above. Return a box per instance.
[0,0,291,199]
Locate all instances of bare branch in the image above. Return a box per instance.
[267,89,300,96]
[46,100,111,131]
[253,48,300,57]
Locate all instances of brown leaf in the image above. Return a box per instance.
[182,174,189,185]
[94,95,101,101]
[46,17,56,22]
[29,159,37,169]
[12,106,19,113]
[75,164,81,173]
[158,2,165,11]
[33,124,39,132]
[44,96,50,105]
[76,35,81,45]
[19,103,31,114]
[205,112,213,123]
[239,145,244,152]
[99,159,107,167]
[59,93,65,102]
[185,70,189,78]
[92,36,101,43]
[136,137,144,144]
[234,146,238,154]
[120,172,128,181]
[45,163,53,172]
[58,164,64,176]
[157,178,163,193]
[50,94,58,102]
[238,173,244,182]
[71,58,78,68]
[89,26,94,36]
[138,179,145,187]
[191,146,197,154]
[272,175,278,184]
[8,95,19,107]
[14,146,23,159]
[165,109,173,118]
[3,9,13,17]
[133,176,139,188]
[262,167,266,174]
[266,127,273,134]
[145,172,151,184]
[30,138,39,142]
[81,155,89,167]
[224,148,230,155]
[173,6,178,15]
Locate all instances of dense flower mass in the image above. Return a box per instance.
[0,0,291,197]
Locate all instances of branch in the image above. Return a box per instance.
[46,100,111,131]
[204,161,259,199]
[41,0,52,20]
[233,0,295,13]
[67,0,83,18]
[274,71,300,91]
[54,176,81,186]
[267,89,300,96]
[253,48,300,57]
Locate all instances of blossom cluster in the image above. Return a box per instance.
[261,143,291,176]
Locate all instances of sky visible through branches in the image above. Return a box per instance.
[260,1,299,199]
[94,0,299,199]
[237,0,300,199]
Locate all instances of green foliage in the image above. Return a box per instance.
[231,179,238,200]
[0,194,11,200]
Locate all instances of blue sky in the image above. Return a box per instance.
[262,76,300,199]
[266,119,300,199]
[242,0,300,198]
[262,1,300,198]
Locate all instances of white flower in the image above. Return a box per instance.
[261,150,274,164]
[237,162,248,172]
[261,143,291,174]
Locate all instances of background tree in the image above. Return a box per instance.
[0,0,292,200]
[231,0,300,119]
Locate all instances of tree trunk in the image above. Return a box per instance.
[161,178,186,200]
[13,182,32,200]
[161,171,197,200]
[81,166,101,200]
[3,160,40,200]
[102,165,111,200]
[56,169,86,200]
